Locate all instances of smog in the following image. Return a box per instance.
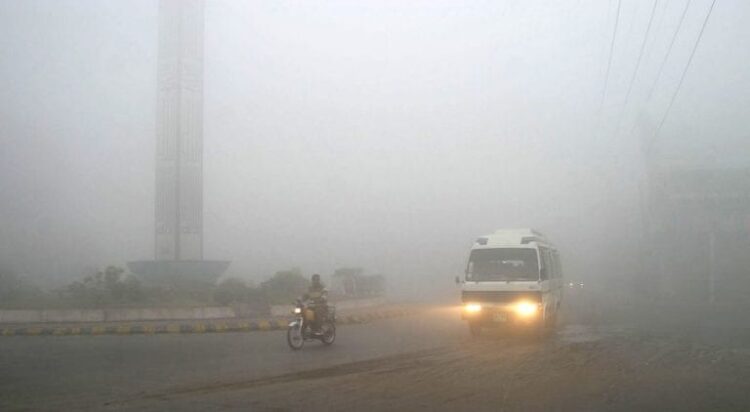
[1,1,749,411]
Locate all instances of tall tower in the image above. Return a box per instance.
[155,0,204,261]
[129,0,228,282]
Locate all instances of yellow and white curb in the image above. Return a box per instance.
[0,308,415,337]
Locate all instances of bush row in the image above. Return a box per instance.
[0,266,383,310]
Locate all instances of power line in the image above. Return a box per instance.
[645,0,717,155]
[646,0,692,101]
[598,0,622,113]
[615,0,659,133]
[649,0,671,46]
[628,0,692,141]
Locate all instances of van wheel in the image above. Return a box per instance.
[469,322,482,337]
[535,313,557,340]
[545,312,558,330]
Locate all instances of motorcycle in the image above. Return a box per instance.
[287,299,336,350]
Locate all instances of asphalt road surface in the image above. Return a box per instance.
[0,306,466,411]
[3,305,750,411]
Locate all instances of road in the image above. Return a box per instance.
[0,306,466,411]
[3,305,750,411]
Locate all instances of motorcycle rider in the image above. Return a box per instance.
[302,274,328,333]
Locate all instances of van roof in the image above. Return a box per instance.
[472,228,553,248]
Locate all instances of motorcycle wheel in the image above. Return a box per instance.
[320,321,336,346]
[287,324,304,350]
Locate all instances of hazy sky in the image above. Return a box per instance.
[1,0,748,290]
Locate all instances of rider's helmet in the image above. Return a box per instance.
[311,273,321,285]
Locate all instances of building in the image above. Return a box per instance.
[642,167,750,303]
[330,268,386,298]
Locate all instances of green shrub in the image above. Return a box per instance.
[61,266,144,307]
[0,265,44,306]
[261,268,310,304]
[213,277,265,306]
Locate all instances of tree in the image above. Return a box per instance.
[213,278,264,305]
[62,266,143,306]
[0,265,43,306]
[261,268,309,304]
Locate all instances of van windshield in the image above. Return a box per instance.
[466,248,539,281]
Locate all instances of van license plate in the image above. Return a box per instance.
[493,313,507,322]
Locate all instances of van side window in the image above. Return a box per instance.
[548,250,554,280]
[539,248,550,280]
[549,250,557,278]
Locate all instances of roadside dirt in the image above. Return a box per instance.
[119,325,750,411]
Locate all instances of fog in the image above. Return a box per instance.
[1,0,749,298]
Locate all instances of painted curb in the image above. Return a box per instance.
[0,309,415,337]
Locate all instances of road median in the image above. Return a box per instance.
[0,306,418,337]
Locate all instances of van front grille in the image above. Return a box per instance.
[461,291,541,303]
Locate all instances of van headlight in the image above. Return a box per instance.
[513,301,539,317]
[464,303,482,313]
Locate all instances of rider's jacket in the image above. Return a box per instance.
[304,283,327,303]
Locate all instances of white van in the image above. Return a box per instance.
[457,228,563,336]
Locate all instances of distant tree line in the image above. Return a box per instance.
[0,265,386,311]
[0,264,45,306]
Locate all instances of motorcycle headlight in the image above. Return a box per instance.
[294,307,302,314]
[464,303,482,313]
[513,301,539,317]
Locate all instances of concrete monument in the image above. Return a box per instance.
[129,0,228,282]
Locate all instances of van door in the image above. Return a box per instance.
[538,247,552,319]
[551,250,563,315]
